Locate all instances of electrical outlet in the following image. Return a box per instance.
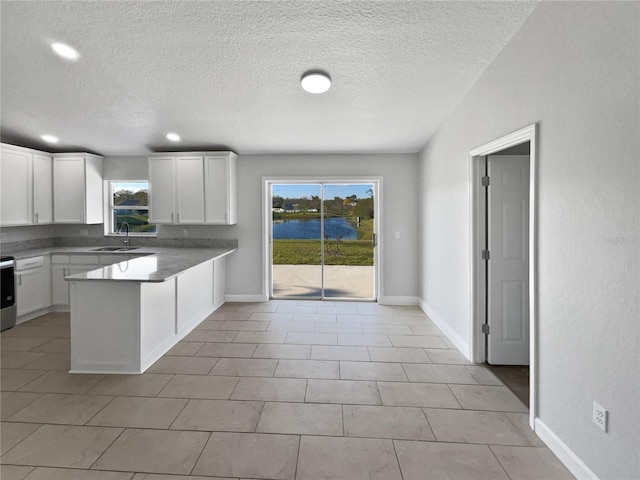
[183,228,189,237]
[593,401,608,432]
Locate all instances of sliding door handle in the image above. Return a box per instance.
[372,233,377,247]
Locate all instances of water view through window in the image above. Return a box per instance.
[271,183,375,300]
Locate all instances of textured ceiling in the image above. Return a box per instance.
[0,1,537,156]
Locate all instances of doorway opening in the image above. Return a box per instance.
[266,179,379,301]
[469,124,538,427]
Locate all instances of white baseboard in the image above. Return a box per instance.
[17,307,58,324]
[225,294,270,303]
[534,418,599,480]
[378,296,420,306]
[419,299,470,360]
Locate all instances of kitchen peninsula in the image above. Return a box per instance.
[66,246,235,374]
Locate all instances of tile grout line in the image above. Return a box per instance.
[188,430,213,476]
[391,438,406,480]
[487,443,515,480]
[86,425,128,471]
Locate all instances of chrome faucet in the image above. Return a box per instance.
[116,221,130,245]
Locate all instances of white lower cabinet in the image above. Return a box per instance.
[51,264,70,306]
[70,257,227,374]
[177,260,214,336]
[51,254,120,309]
[15,256,51,317]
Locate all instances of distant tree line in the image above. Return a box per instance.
[114,189,148,206]
[273,191,374,219]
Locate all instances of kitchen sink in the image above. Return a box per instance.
[90,246,140,252]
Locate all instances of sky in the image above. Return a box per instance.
[112,181,148,192]
[272,183,373,200]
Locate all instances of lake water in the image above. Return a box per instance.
[273,217,357,240]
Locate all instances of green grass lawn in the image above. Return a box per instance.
[272,239,373,266]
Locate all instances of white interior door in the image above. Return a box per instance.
[487,155,530,365]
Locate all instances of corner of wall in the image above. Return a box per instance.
[418,298,470,360]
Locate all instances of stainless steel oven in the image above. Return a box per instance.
[1,256,17,331]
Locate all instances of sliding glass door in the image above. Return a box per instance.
[271,182,376,301]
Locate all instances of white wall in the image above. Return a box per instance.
[198,154,420,299]
[418,3,639,479]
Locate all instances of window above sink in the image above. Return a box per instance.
[106,181,157,237]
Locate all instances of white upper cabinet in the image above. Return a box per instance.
[149,152,236,225]
[33,154,53,224]
[0,143,53,226]
[53,154,103,224]
[176,156,205,224]
[148,156,175,223]
[205,154,237,224]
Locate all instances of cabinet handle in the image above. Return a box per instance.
[18,273,22,286]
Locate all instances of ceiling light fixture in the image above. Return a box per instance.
[301,71,331,94]
[51,42,79,61]
[166,133,181,142]
[41,134,59,144]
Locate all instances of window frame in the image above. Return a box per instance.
[107,180,157,237]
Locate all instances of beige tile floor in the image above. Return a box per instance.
[0,303,575,480]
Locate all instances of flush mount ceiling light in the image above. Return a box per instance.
[166,132,181,142]
[41,134,59,143]
[51,42,79,61]
[301,71,331,94]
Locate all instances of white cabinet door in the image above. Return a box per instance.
[16,266,50,315]
[204,155,229,224]
[1,146,32,226]
[148,157,175,223]
[33,154,53,224]
[51,265,70,306]
[53,157,85,223]
[53,155,103,224]
[84,155,103,224]
[176,156,205,224]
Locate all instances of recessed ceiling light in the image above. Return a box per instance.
[166,133,181,142]
[51,42,79,61]
[301,71,331,94]
[41,134,59,143]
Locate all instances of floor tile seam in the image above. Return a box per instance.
[422,406,531,416]
[287,434,303,480]
[63,393,119,427]
[7,370,50,391]
[63,423,125,472]
[486,442,515,479]
[226,375,245,401]
[188,430,214,476]
[163,396,193,431]
[204,356,221,375]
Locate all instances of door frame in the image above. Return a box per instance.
[262,176,383,302]
[468,124,538,427]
